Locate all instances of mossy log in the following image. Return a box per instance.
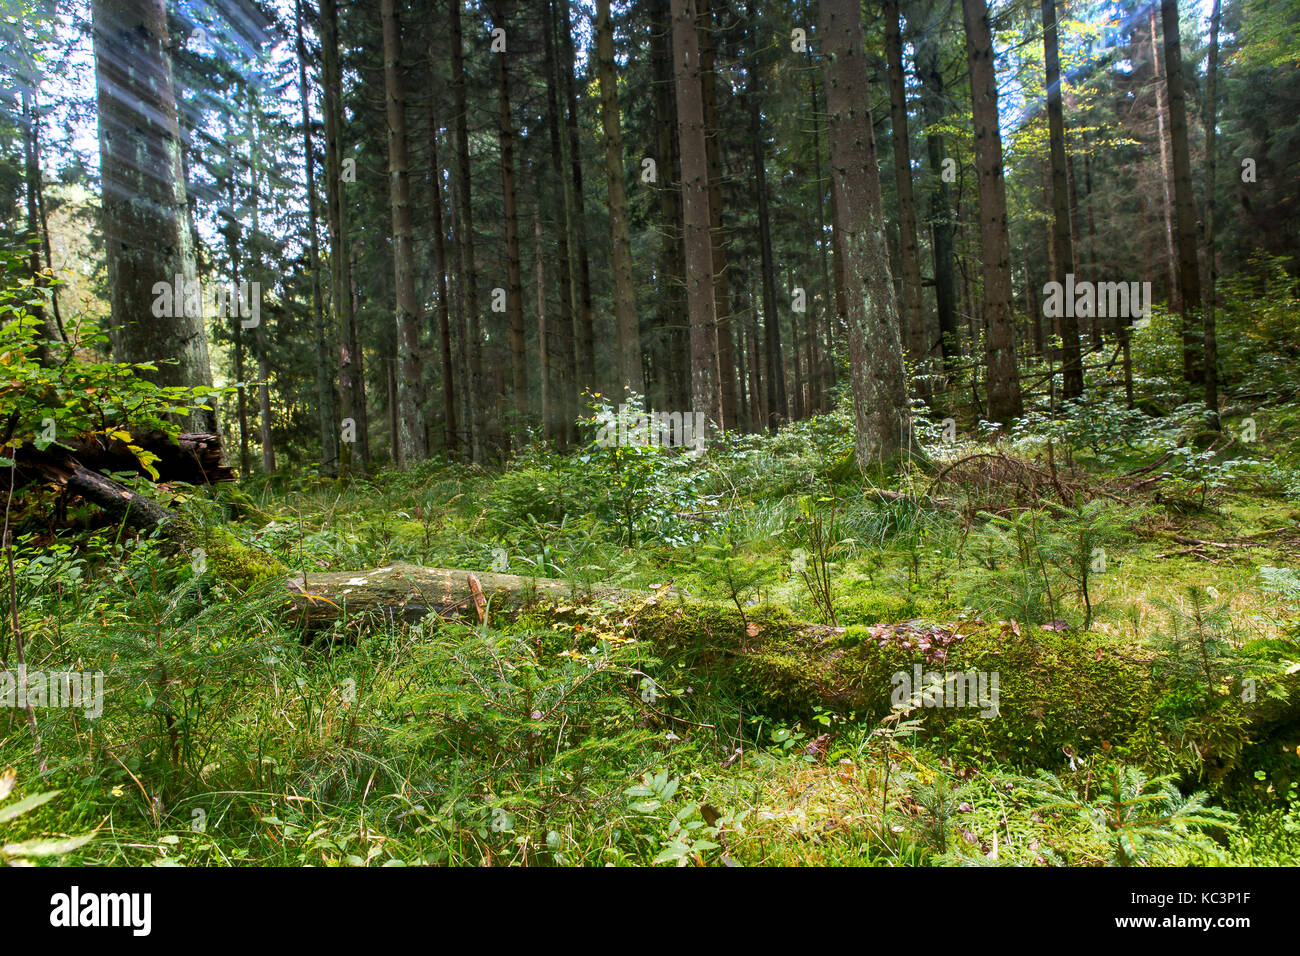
[285,564,641,628]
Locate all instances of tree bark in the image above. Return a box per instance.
[699,0,738,430]
[543,0,578,445]
[1147,5,1179,308]
[596,0,645,398]
[1202,0,1222,431]
[882,0,927,388]
[962,0,1023,424]
[1160,0,1204,384]
[910,7,959,370]
[650,0,689,413]
[321,0,366,474]
[1042,0,1082,400]
[820,0,914,468]
[534,200,549,436]
[379,0,427,466]
[671,0,720,426]
[492,0,528,424]
[222,140,251,477]
[20,81,60,367]
[560,1,598,395]
[92,0,214,432]
[296,0,340,478]
[245,87,276,473]
[449,0,484,462]
[426,79,459,456]
[747,0,786,431]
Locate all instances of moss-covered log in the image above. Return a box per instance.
[285,564,640,628]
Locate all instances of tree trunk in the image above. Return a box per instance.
[650,0,689,413]
[380,0,427,466]
[543,0,577,446]
[534,200,549,436]
[820,0,914,468]
[560,1,598,395]
[962,0,1023,424]
[1161,0,1204,384]
[30,85,65,357]
[595,0,645,399]
[221,115,251,477]
[426,75,459,456]
[699,0,738,430]
[247,87,276,473]
[1148,5,1179,309]
[807,49,831,413]
[231,302,249,477]
[21,83,60,367]
[1042,0,1083,400]
[882,0,927,389]
[748,0,785,431]
[671,0,720,426]
[296,0,339,478]
[910,10,959,370]
[321,0,366,474]
[91,0,214,432]
[492,0,528,424]
[1202,0,1222,431]
[449,0,484,462]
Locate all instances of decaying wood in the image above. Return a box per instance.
[286,563,641,628]
[63,465,180,536]
[14,431,234,489]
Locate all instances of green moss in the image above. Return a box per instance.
[835,588,937,626]
[629,597,1267,777]
[202,527,287,591]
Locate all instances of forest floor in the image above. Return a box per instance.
[5,343,1300,865]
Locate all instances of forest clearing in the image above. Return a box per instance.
[0,0,1297,907]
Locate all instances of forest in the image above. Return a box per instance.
[0,0,1297,875]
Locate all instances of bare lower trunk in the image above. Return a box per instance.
[1203,0,1222,430]
[380,0,428,464]
[449,0,483,462]
[596,0,644,398]
[963,0,1023,424]
[883,0,926,389]
[493,0,527,422]
[820,0,914,467]
[1042,0,1082,400]
[671,0,720,425]
[1161,0,1204,384]
[92,0,214,432]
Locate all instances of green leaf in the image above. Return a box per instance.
[3,833,93,857]
[0,789,61,823]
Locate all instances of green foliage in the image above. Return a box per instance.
[789,493,845,625]
[1152,586,1247,707]
[0,768,93,865]
[1217,259,1300,396]
[0,249,228,475]
[1024,765,1236,866]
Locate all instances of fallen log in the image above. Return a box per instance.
[285,563,642,629]
[71,430,235,484]
[13,431,234,489]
